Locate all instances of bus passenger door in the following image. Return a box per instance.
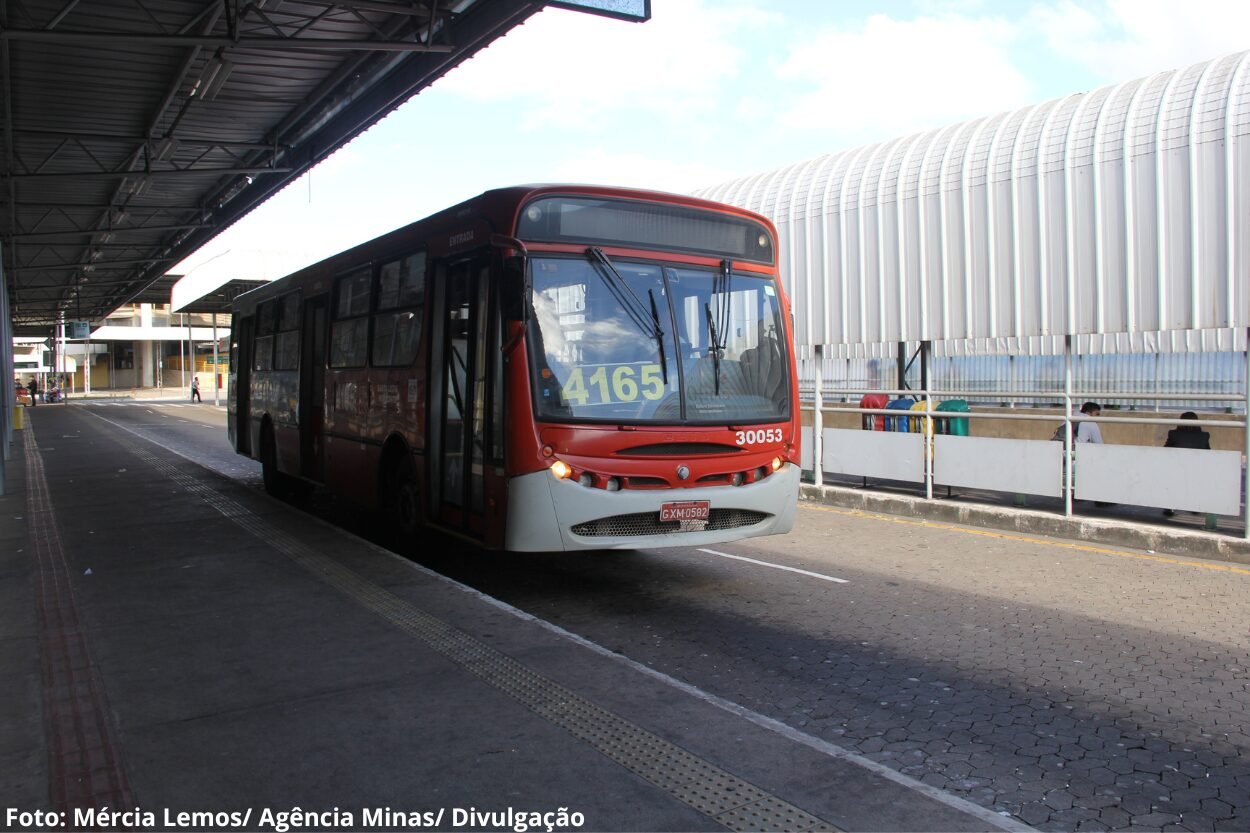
[300,295,328,480]
[428,255,493,539]
[232,315,254,455]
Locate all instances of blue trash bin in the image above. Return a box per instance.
[885,398,916,432]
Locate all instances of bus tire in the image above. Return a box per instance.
[260,425,282,497]
[260,423,297,499]
[389,455,422,551]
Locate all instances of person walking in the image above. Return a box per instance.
[191,375,202,403]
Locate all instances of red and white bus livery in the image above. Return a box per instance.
[229,185,800,551]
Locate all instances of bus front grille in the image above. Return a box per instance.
[571,509,770,538]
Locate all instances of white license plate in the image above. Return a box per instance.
[660,501,710,522]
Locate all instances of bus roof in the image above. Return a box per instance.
[232,184,777,310]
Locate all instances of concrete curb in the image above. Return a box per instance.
[801,484,1250,567]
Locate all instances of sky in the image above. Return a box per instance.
[171,0,1250,294]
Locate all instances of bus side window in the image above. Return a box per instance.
[274,291,302,370]
[330,266,372,368]
[254,300,275,371]
[372,252,425,367]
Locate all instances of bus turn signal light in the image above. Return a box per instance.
[550,460,573,480]
[772,457,783,472]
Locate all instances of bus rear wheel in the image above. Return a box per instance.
[389,456,422,552]
[260,427,282,497]
[260,424,308,501]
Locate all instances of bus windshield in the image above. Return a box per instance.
[528,254,790,424]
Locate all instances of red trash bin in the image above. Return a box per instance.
[859,394,888,431]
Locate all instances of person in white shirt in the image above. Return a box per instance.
[1075,401,1103,444]
[1074,401,1114,507]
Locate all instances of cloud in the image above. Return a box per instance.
[432,0,770,130]
[773,13,1034,142]
[548,149,742,194]
[1031,0,1250,81]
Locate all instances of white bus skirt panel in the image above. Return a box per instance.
[504,464,800,552]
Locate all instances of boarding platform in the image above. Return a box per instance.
[0,405,1024,833]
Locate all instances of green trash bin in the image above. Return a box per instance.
[935,399,970,436]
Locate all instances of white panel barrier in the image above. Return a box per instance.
[823,427,924,482]
[815,427,1242,517]
[801,425,815,470]
[934,435,1064,498]
[1074,444,1244,515]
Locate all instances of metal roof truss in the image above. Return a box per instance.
[1,0,545,335]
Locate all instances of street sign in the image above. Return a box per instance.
[66,321,91,339]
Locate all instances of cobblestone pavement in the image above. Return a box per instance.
[430,503,1250,833]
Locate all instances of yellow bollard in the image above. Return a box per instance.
[12,404,24,430]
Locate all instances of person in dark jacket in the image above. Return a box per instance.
[1164,411,1210,450]
[1162,412,1210,516]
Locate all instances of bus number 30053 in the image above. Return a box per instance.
[736,428,784,446]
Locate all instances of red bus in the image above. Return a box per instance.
[229,185,800,551]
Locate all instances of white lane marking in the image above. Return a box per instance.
[697,548,849,583]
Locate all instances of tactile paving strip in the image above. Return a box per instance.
[23,428,135,814]
[130,444,839,832]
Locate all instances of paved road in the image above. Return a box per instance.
[75,400,1250,831]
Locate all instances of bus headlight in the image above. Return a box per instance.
[605,477,621,492]
[578,472,595,488]
[732,472,745,487]
[551,460,573,480]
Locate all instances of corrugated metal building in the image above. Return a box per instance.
[696,51,1250,378]
[698,50,1250,531]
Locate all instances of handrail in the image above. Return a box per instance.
[808,405,1244,429]
[803,386,1246,402]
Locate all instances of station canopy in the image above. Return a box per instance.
[1,0,650,336]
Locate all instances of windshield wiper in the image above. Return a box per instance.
[648,289,669,386]
[586,247,666,374]
[704,303,722,395]
[715,258,733,351]
[703,259,735,396]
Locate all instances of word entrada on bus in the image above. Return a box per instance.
[229,185,800,551]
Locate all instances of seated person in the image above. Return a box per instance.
[1075,401,1103,443]
[1164,411,1210,450]
[1162,412,1211,517]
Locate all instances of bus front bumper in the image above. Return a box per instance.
[505,464,800,553]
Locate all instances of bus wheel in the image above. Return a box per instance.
[260,426,287,498]
[390,457,422,551]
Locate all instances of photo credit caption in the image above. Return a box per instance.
[5,806,587,832]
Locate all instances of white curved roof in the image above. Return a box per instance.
[697,51,1250,349]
